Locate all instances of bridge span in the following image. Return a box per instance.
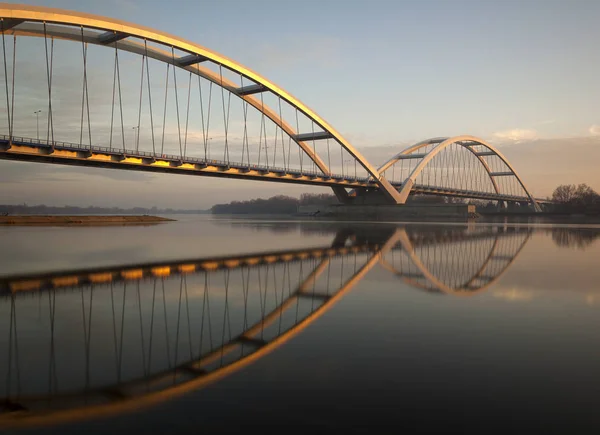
[0,4,543,210]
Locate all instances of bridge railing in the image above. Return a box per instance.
[0,135,372,184]
[1,135,546,202]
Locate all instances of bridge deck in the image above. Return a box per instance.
[0,135,544,204]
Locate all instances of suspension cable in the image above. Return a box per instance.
[295,109,302,173]
[135,42,145,152]
[205,81,213,159]
[109,41,117,150]
[160,62,170,155]
[115,40,125,151]
[1,20,11,140]
[80,27,92,148]
[183,71,192,158]
[43,23,54,145]
[144,40,156,155]
[9,34,16,140]
[277,96,286,171]
[326,138,331,176]
[198,75,207,160]
[171,47,183,159]
[240,75,249,166]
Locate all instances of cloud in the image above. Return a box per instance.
[589,125,600,136]
[493,128,538,143]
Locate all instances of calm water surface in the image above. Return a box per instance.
[1,216,600,433]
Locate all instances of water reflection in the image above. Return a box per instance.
[0,223,561,428]
[550,227,600,249]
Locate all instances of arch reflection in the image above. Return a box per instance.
[0,225,531,428]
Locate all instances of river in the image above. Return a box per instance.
[1,215,600,433]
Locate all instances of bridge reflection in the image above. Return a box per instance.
[0,225,531,428]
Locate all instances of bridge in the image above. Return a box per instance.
[0,4,544,210]
[0,224,531,428]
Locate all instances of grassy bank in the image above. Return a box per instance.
[0,215,175,226]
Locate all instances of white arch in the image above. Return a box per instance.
[378,135,540,211]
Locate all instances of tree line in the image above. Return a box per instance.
[211,193,338,214]
[551,184,600,214]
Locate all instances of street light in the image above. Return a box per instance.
[132,126,139,150]
[33,110,42,140]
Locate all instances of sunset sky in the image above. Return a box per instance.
[1,0,599,208]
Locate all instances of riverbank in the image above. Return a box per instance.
[0,215,175,226]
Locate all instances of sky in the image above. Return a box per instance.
[1,0,599,208]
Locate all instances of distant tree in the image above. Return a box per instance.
[551,183,600,214]
[299,193,338,205]
[552,184,578,203]
[573,183,599,206]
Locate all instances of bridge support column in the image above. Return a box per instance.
[331,186,354,204]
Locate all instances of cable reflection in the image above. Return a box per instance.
[0,224,532,428]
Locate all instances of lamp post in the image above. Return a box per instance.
[34,110,42,140]
[132,126,139,150]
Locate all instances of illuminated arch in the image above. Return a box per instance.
[377,135,541,211]
[0,4,401,203]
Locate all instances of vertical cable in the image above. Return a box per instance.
[340,143,344,178]
[42,23,54,145]
[326,138,331,176]
[135,46,145,152]
[115,41,125,151]
[295,109,302,173]
[183,71,192,158]
[80,27,92,148]
[171,47,183,159]
[198,76,207,160]
[260,92,268,168]
[310,123,316,174]
[9,35,15,141]
[160,63,170,155]
[1,20,11,140]
[218,65,230,163]
[240,76,250,167]
[277,96,286,170]
[144,41,156,155]
[205,82,213,159]
[109,44,117,150]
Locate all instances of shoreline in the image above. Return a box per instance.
[0,215,175,226]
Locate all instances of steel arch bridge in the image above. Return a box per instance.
[0,224,532,428]
[0,4,544,209]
